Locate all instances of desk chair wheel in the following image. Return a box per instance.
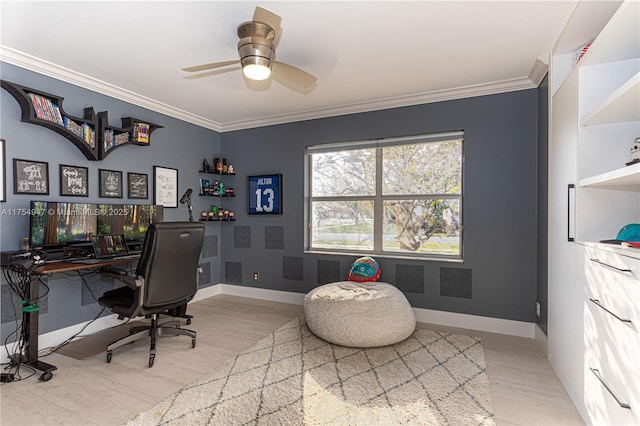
[192,337,196,348]
[106,350,113,363]
[148,354,155,368]
[38,371,53,382]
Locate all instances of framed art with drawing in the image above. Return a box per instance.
[154,166,178,208]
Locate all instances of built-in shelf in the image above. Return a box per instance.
[579,162,640,189]
[580,72,640,126]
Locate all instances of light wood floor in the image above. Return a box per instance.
[0,295,583,425]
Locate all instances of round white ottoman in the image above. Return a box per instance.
[304,281,416,347]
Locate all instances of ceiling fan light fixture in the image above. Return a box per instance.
[243,63,272,80]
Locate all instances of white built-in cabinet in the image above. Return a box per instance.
[548,1,640,424]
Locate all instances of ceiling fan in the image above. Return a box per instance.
[182,6,317,88]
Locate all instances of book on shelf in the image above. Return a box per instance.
[82,123,95,148]
[132,122,150,143]
[64,117,84,138]
[103,129,114,152]
[27,92,64,125]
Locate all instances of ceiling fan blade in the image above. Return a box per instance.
[273,61,317,88]
[183,66,242,79]
[182,59,239,73]
[253,6,282,37]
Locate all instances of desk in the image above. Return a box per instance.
[16,256,139,381]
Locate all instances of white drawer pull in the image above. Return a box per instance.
[589,298,632,325]
[590,368,631,409]
[590,258,632,273]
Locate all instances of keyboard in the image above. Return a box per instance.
[70,259,104,264]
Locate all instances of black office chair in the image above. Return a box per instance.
[98,221,205,367]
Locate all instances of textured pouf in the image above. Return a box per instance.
[304,281,416,347]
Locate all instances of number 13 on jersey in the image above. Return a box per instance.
[248,174,282,215]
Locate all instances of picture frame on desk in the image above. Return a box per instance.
[154,165,178,208]
[248,174,282,215]
[128,172,149,200]
[59,164,88,197]
[99,169,123,198]
[0,139,5,202]
[13,158,49,195]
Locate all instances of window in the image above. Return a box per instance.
[306,131,463,259]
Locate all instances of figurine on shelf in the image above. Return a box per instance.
[228,165,234,174]
[202,158,211,172]
[215,158,225,173]
[208,211,215,221]
[627,137,640,166]
[212,180,220,195]
[218,210,224,220]
[229,211,235,220]
[211,205,218,216]
[226,187,234,196]
[224,210,230,220]
[223,164,228,173]
[218,181,226,196]
[201,211,208,221]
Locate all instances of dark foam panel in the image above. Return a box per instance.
[317,260,341,285]
[283,256,303,281]
[202,234,219,258]
[234,226,251,248]
[225,261,243,284]
[395,264,425,293]
[265,226,285,250]
[81,276,115,306]
[199,261,212,287]
[440,267,472,298]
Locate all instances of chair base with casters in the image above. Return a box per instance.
[100,285,197,367]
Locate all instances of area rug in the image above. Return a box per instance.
[128,316,495,425]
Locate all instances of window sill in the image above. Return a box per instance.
[304,250,464,263]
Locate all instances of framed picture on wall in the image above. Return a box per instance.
[99,169,123,198]
[154,166,178,208]
[59,164,89,197]
[13,158,49,195]
[248,174,282,215]
[0,139,5,202]
[128,172,149,199]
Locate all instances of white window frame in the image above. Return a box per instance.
[305,131,464,261]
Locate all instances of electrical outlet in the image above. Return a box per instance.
[536,302,541,317]
[253,272,259,282]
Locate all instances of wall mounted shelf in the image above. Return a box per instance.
[1,80,163,161]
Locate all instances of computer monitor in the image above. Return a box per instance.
[97,204,164,242]
[29,201,98,248]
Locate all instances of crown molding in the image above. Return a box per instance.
[221,77,538,131]
[2,46,539,133]
[0,46,223,132]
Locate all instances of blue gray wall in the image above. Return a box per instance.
[220,89,539,323]
[0,63,222,337]
[1,62,541,342]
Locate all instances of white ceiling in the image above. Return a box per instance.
[0,1,578,132]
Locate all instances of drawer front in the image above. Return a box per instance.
[584,297,640,425]
[583,245,640,327]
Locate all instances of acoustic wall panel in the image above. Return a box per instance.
[395,264,425,293]
[234,226,251,248]
[202,235,219,258]
[199,261,212,287]
[225,261,243,284]
[283,256,303,281]
[265,226,285,250]
[440,267,472,298]
[317,260,341,285]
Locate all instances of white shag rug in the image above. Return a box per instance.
[128,317,495,426]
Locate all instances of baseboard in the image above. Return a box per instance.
[6,283,536,364]
[215,284,534,338]
[534,323,548,356]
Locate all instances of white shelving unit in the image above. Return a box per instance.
[547,1,640,425]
